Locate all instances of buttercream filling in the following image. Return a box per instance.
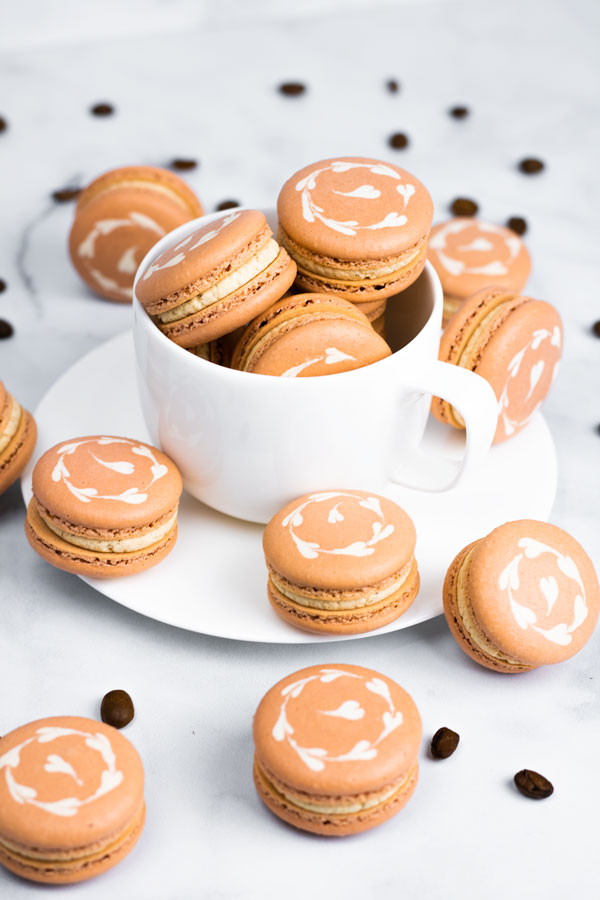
[269,559,413,611]
[455,547,530,668]
[85,178,198,214]
[0,397,22,454]
[283,241,421,282]
[39,512,177,553]
[157,240,280,324]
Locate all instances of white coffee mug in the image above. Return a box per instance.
[133,210,498,523]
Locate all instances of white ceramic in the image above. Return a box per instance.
[132,209,499,524]
[21,331,557,644]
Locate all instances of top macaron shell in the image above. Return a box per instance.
[263,490,416,589]
[32,436,182,530]
[467,520,600,666]
[428,218,530,299]
[253,664,422,796]
[278,158,433,260]
[0,716,144,851]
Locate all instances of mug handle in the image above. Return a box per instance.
[389,359,498,492]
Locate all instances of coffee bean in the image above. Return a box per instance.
[592,320,600,338]
[514,769,553,799]
[431,726,460,759]
[507,216,527,236]
[171,158,198,171]
[52,187,82,203]
[90,102,115,117]
[0,319,14,339]
[386,79,400,93]
[0,116,7,133]
[216,199,240,211]
[389,132,409,150]
[449,105,469,119]
[101,689,134,728]
[518,157,544,175]
[451,197,478,216]
[278,82,306,97]
[0,278,6,293]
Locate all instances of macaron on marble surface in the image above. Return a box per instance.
[262,490,419,633]
[0,381,37,496]
[443,520,600,673]
[427,218,531,321]
[69,165,203,302]
[136,209,296,348]
[432,288,562,443]
[231,293,391,376]
[25,435,182,577]
[277,157,433,302]
[253,664,421,835]
[0,716,145,883]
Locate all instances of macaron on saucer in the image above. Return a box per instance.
[0,716,145,884]
[443,520,600,673]
[277,157,433,302]
[135,209,296,348]
[69,165,203,302]
[433,288,562,443]
[0,380,37,495]
[253,664,421,835]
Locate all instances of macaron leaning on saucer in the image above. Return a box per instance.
[231,293,391,376]
[136,209,296,348]
[432,288,562,443]
[277,157,433,302]
[443,520,600,673]
[427,217,531,321]
[0,380,37,496]
[262,490,419,634]
[0,716,145,883]
[69,165,203,302]
[25,435,182,577]
[253,664,422,835]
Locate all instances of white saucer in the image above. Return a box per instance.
[21,331,557,643]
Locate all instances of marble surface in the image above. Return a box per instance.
[1,0,599,896]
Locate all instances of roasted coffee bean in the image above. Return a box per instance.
[90,102,115,117]
[507,216,527,236]
[101,689,134,728]
[0,278,6,293]
[430,726,460,759]
[514,769,553,799]
[518,157,544,175]
[0,319,14,339]
[52,187,82,203]
[0,116,7,133]
[278,82,306,97]
[449,105,469,119]
[388,132,409,150]
[451,197,478,216]
[386,79,400,93]
[216,199,240,211]
[171,158,198,171]
[592,320,600,338]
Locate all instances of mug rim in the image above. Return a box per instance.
[132,207,443,386]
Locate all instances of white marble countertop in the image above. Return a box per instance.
[1,0,599,897]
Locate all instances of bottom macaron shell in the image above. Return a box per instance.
[0,803,145,885]
[254,759,418,836]
[0,410,37,495]
[268,560,420,635]
[25,500,177,578]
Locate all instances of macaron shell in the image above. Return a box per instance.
[253,664,422,796]
[32,436,182,530]
[428,218,531,299]
[0,409,37,495]
[76,165,202,215]
[278,158,433,260]
[264,490,416,589]
[468,521,600,667]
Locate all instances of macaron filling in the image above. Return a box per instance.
[38,509,178,553]
[0,396,21,454]
[79,177,200,217]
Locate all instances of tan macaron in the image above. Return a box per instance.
[0,380,37,495]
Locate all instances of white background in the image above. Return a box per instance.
[1,0,599,897]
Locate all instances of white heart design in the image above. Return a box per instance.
[319,700,365,721]
[324,347,355,365]
[333,184,381,200]
[526,360,545,399]
[539,576,559,616]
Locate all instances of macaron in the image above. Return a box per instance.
[0,716,144,884]
[135,209,296,348]
[443,520,600,673]
[231,293,391,377]
[253,664,421,835]
[25,435,182,577]
[277,157,433,302]
[432,288,562,443]
[69,165,203,302]
[262,490,419,634]
[427,218,531,321]
[0,381,37,496]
